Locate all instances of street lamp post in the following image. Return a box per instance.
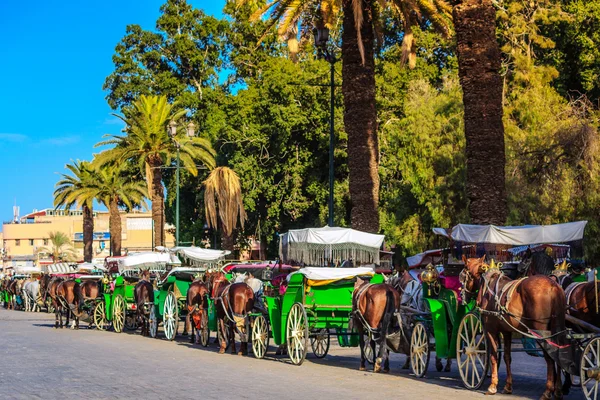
[314,27,337,227]
[168,120,196,247]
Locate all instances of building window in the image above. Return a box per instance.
[43,239,48,246]
[15,239,20,246]
[29,239,34,246]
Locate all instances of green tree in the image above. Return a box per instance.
[235,0,451,233]
[95,94,216,247]
[91,165,148,256]
[53,160,97,262]
[37,231,78,262]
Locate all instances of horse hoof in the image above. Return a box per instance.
[359,366,366,371]
[436,363,443,372]
[444,365,451,372]
[553,390,563,400]
[383,369,390,374]
[218,349,225,354]
[502,388,512,395]
[485,392,496,396]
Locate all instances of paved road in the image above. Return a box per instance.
[0,309,582,399]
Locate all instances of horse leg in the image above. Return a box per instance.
[541,351,555,400]
[230,322,237,355]
[485,331,499,395]
[502,333,513,394]
[358,326,367,371]
[562,371,572,396]
[436,357,444,372]
[217,319,227,354]
[238,317,249,356]
[185,313,191,339]
[554,359,563,400]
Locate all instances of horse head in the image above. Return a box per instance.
[206,271,228,298]
[459,255,487,303]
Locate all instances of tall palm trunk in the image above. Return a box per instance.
[149,157,165,247]
[82,204,94,262]
[341,0,380,233]
[453,0,507,224]
[109,197,122,256]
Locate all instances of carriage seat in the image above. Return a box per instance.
[439,273,462,303]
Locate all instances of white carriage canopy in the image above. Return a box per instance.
[106,251,179,273]
[14,265,43,275]
[75,262,106,273]
[433,221,587,246]
[279,226,385,266]
[406,249,445,268]
[43,263,76,274]
[171,247,231,269]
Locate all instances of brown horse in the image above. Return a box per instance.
[206,271,254,355]
[5,279,20,310]
[56,280,83,329]
[134,270,154,337]
[460,255,567,399]
[351,278,401,373]
[185,280,210,344]
[40,275,64,319]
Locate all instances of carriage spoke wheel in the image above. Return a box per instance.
[286,303,309,365]
[410,322,431,378]
[581,337,600,400]
[93,301,108,331]
[200,311,210,347]
[149,305,158,338]
[311,329,330,358]
[252,315,269,359]
[457,313,488,390]
[112,295,126,333]
[163,292,178,341]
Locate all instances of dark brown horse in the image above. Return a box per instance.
[185,280,210,344]
[56,280,83,329]
[206,271,254,355]
[351,278,401,373]
[40,275,64,320]
[134,270,154,336]
[460,255,567,399]
[5,279,20,310]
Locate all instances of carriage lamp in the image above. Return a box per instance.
[420,264,440,296]
[168,120,178,137]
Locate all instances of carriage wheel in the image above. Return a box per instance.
[94,301,108,331]
[311,329,330,358]
[112,295,126,333]
[252,315,269,359]
[286,303,309,366]
[410,322,431,378]
[163,292,178,341]
[149,305,158,338]
[457,313,489,390]
[199,311,210,347]
[581,337,600,400]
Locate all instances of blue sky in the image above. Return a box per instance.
[0,0,224,225]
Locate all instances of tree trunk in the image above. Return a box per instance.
[453,0,507,224]
[82,204,94,262]
[149,157,165,248]
[341,0,380,233]
[109,197,122,257]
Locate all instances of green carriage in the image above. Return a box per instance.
[149,247,230,341]
[249,226,386,365]
[94,252,170,333]
[417,222,589,390]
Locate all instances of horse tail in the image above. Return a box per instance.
[74,283,83,316]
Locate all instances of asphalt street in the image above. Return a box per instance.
[0,309,581,399]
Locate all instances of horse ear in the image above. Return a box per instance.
[462,255,467,264]
[480,254,486,262]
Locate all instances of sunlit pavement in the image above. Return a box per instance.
[0,309,575,399]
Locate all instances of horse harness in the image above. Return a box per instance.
[477,270,568,345]
[352,283,403,339]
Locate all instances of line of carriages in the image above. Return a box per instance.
[2,223,600,399]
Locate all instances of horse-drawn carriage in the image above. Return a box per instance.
[97,252,173,333]
[429,221,600,399]
[148,247,230,341]
[249,226,386,365]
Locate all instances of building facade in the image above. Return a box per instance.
[1,208,175,268]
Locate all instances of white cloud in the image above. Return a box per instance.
[40,135,81,146]
[0,133,28,142]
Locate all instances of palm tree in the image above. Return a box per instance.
[92,164,148,256]
[452,0,507,224]
[235,0,451,232]
[37,231,79,262]
[95,95,216,247]
[54,160,97,262]
[203,167,247,251]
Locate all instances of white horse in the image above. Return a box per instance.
[22,279,40,312]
